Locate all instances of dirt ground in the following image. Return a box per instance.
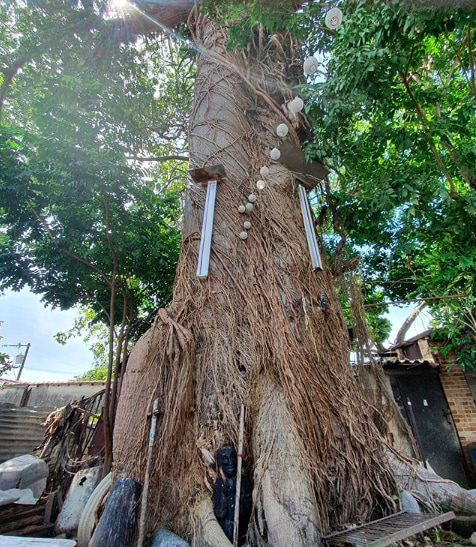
[400,529,474,546]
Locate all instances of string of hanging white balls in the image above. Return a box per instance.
[236,6,342,241]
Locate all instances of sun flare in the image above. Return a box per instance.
[108,0,134,16]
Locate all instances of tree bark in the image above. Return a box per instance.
[114,14,397,544]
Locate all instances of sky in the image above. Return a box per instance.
[0,289,94,382]
[0,287,431,383]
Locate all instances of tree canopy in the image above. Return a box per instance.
[300,1,476,364]
[0,0,196,355]
[1,0,475,370]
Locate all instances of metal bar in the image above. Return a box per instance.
[197,180,217,279]
[233,404,245,547]
[323,512,404,539]
[298,185,323,270]
[366,512,455,547]
[323,512,454,546]
[136,398,159,547]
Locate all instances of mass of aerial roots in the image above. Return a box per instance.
[113,13,397,541]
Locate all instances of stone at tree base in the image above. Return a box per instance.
[1,487,37,505]
[28,478,47,498]
[0,490,20,506]
[0,538,76,546]
[471,531,476,545]
[0,455,48,491]
[88,477,141,547]
[146,529,190,547]
[55,466,101,536]
[400,490,421,513]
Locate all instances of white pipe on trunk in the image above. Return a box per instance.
[298,185,323,270]
[197,180,218,279]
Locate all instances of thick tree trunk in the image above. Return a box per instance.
[113,14,396,544]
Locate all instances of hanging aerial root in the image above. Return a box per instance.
[113,306,197,535]
[346,272,419,459]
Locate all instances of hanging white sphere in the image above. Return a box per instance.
[239,231,248,240]
[289,96,304,113]
[325,7,343,29]
[248,193,257,203]
[238,205,246,214]
[245,202,254,213]
[303,56,318,75]
[270,148,281,160]
[276,123,289,137]
[243,221,251,230]
[259,166,270,177]
[256,179,265,190]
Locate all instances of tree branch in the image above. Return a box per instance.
[468,25,476,95]
[398,68,459,198]
[126,154,189,162]
[395,302,427,345]
[121,1,195,36]
[363,293,465,308]
[29,205,112,288]
[0,15,99,120]
[0,56,30,121]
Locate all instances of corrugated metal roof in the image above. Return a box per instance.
[381,358,435,367]
[388,330,431,350]
[0,405,52,463]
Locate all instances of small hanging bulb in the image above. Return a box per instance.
[289,96,304,113]
[256,180,265,190]
[260,166,270,177]
[276,123,289,137]
[238,205,246,213]
[243,221,251,230]
[325,7,343,30]
[248,193,257,203]
[303,56,318,75]
[245,202,254,213]
[270,148,281,160]
[239,231,248,240]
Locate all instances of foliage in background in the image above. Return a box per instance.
[0,332,14,378]
[0,0,194,363]
[297,1,476,365]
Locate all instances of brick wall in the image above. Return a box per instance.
[439,364,476,446]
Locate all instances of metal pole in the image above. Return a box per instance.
[137,398,159,547]
[233,404,245,547]
[16,343,30,381]
[298,184,323,270]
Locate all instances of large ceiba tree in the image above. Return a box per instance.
[113,2,398,544]
[111,1,476,546]
[2,0,476,545]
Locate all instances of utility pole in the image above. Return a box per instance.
[16,343,31,381]
[2,343,31,381]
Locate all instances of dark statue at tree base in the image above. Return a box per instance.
[212,446,252,546]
